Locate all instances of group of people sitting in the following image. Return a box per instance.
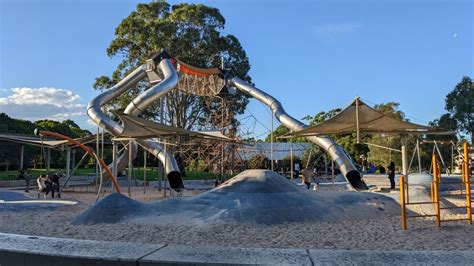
[36,173,61,198]
[18,170,62,198]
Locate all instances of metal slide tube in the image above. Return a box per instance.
[87,66,145,175]
[87,58,181,185]
[124,59,181,182]
[230,77,367,189]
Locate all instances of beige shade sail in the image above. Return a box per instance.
[289,98,455,137]
[116,113,235,142]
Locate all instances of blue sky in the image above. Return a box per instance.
[0,0,472,138]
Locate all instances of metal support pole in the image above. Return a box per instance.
[19,145,24,170]
[270,112,274,171]
[324,155,328,176]
[417,139,422,173]
[128,141,132,197]
[355,96,360,144]
[290,137,294,179]
[143,149,147,195]
[112,141,118,193]
[433,153,441,227]
[164,141,167,198]
[401,136,408,200]
[46,148,51,171]
[65,147,71,183]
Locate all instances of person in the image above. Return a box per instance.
[301,167,314,189]
[294,162,300,179]
[378,164,386,174]
[388,161,395,190]
[51,172,61,199]
[37,174,52,197]
[362,157,368,173]
[18,169,31,192]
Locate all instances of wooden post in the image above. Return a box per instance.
[400,175,407,230]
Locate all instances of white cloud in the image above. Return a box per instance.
[0,87,86,121]
[313,23,362,41]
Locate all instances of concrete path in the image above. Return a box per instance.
[1,233,474,265]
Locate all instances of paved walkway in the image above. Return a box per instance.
[1,233,473,265]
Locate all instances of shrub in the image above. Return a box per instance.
[248,154,268,169]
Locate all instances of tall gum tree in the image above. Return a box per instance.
[93,2,251,132]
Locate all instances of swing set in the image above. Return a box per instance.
[400,142,472,230]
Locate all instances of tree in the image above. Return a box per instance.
[445,76,473,143]
[94,2,251,132]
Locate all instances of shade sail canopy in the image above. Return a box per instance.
[116,113,235,142]
[0,133,100,149]
[289,98,455,137]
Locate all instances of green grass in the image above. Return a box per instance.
[0,168,219,181]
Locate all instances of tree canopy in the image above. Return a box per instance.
[445,76,473,143]
[94,2,251,132]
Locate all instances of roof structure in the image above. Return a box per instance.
[116,113,236,142]
[0,133,99,149]
[289,98,455,137]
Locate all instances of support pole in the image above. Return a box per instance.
[19,145,24,170]
[433,153,441,227]
[417,139,422,173]
[143,149,147,195]
[463,142,472,224]
[163,141,167,198]
[46,148,51,171]
[355,96,360,144]
[270,112,274,171]
[65,147,71,183]
[290,137,294,179]
[112,141,118,193]
[400,175,407,230]
[401,136,408,202]
[128,141,132,197]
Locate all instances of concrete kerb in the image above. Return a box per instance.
[1,233,474,265]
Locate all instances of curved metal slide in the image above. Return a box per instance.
[230,77,368,190]
[87,51,184,190]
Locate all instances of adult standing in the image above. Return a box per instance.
[302,167,314,189]
[294,162,300,179]
[388,161,396,190]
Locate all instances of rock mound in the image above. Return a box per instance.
[74,170,399,226]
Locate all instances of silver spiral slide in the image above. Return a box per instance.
[230,77,368,190]
[87,51,183,189]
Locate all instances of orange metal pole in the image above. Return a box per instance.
[37,130,121,193]
[463,142,472,224]
[400,175,407,230]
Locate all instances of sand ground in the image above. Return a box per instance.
[1,177,473,251]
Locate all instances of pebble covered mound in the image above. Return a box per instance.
[73,170,399,225]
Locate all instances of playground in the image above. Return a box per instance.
[1,1,473,264]
[0,50,472,253]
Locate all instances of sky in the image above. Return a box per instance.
[0,0,472,138]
